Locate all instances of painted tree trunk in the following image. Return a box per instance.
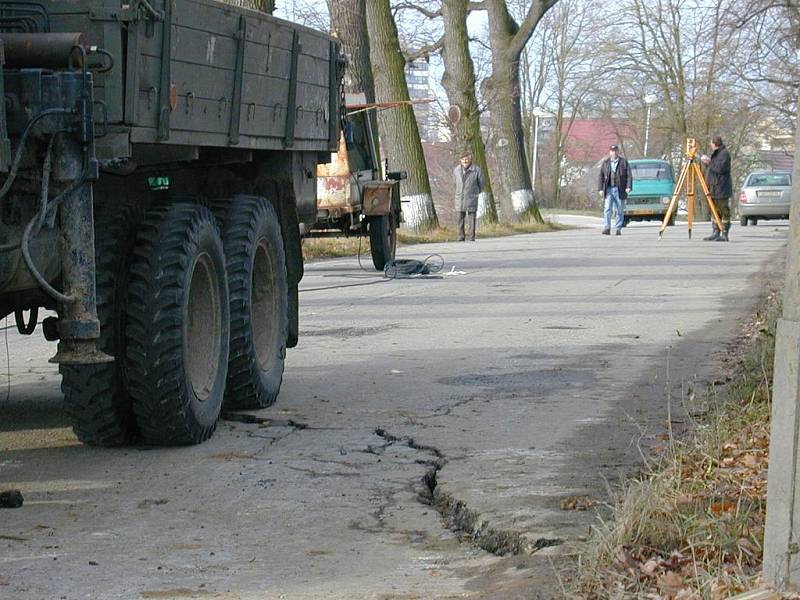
[440,0,498,223]
[484,0,544,223]
[366,0,439,231]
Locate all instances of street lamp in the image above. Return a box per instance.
[531,106,554,191]
[643,94,657,157]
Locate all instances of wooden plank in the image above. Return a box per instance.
[129,125,332,152]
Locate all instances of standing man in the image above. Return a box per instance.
[598,144,632,236]
[700,135,733,242]
[453,152,484,242]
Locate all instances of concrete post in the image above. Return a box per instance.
[763,104,800,588]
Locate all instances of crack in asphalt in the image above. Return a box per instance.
[372,428,562,557]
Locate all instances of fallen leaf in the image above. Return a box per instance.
[560,495,596,511]
[658,571,684,592]
[710,500,736,514]
[742,454,760,468]
[640,559,659,576]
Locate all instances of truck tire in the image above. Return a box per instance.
[214,195,287,409]
[740,216,748,227]
[60,204,143,446]
[126,204,230,445]
[369,212,397,271]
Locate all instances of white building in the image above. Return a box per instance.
[405,59,437,143]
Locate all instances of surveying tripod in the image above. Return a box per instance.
[659,138,725,239]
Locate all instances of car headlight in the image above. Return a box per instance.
[660,196,671,205]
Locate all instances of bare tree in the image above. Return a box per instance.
[539,0,607,205]
[440,0,499,222]
[367,0,440,230]
[482,0,557,222]
[727,1,800,123]
[331,1,375,102]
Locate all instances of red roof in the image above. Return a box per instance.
[561,119,637,163]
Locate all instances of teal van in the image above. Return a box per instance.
[624,159,675,225]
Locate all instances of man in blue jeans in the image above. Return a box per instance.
[597,144,632,235]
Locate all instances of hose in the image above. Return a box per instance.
[0,134,55,253]
[383,254,444,279]
[0,108,72,202]
[20,170,87,305]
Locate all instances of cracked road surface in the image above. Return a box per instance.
[0,220,787,599]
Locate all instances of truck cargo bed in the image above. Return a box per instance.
[17,0,340,154]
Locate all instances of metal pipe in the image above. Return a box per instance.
[1,32,86,69]
[48,137,110,365]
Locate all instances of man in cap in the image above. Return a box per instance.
[597,144,632,235]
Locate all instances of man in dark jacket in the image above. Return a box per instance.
[453,152,484,242]
[700,135,733,241]
[597,144,632,235]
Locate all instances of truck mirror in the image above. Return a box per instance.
[387,171,407,181]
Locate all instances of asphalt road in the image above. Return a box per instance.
[0,219,788,600]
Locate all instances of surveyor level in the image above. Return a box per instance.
[659,138,725,239]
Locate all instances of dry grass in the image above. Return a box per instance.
[301,218,566,261]
[572,291,781,599]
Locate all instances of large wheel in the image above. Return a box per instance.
[369,211,397,271]
[60,204,143,446]
[126,204,229,445]
[750,218,758,226]
[215,195,288,410]
[740,216,748,227]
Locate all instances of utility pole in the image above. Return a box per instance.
[643,94,657,157]
[763,97,800,588]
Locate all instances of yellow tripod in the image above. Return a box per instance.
[659,138,724,239]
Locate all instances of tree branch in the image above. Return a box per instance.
[392,1,442,19]
[508,0,559,60]
[404,35,445,62]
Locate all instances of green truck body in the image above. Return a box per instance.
[0,1,343,445]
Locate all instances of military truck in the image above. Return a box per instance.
[312,94,405,271]
[0,0,342,445]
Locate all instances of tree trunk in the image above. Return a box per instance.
[330,0,374,101]
[483,0,551,222]
[366,0,439,231]
[440,0,498,223]
[329,0,383,177]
